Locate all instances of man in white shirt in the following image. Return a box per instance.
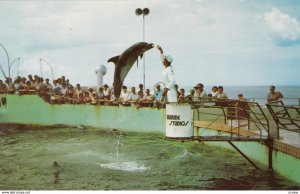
[103,84,111,100]
[120,86,130,105]
[194,83,207,98]
[216,86,228,99]
[128,87,138,101]
[157,46,178,103]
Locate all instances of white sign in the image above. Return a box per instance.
[166,103,193,138]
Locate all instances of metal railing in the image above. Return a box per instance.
[190,97,270,140]
[247,97,300,107]
[266,100,300,137]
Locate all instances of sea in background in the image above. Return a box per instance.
[86,85,299,106]
[0,125,299,190]
[181,85,300,106]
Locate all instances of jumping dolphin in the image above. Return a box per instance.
[107,42,154,98]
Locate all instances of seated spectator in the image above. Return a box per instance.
[267,85,283,103]
[216,86,228,99]
[178,88,185,103]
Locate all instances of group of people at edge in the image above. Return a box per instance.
[0,45,283,107]
[0,75,283,107]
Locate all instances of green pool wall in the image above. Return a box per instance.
[0,95,299,184]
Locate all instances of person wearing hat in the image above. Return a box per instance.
[157,45,178,103]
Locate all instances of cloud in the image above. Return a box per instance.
[264,7,300,45]
[1,1,300,86]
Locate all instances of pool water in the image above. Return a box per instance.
[0,125,299,190]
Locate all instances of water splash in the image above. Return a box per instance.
[111,129,124,158]
[98,161,150,172]
[175,149,202,158]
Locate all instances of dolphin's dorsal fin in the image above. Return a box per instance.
[107,55,120,65]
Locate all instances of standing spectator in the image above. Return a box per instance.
[154,84,163,102]
[186,89,195,103]
[20,77,27,89]
[194,83,207,98]
[138,83,144,95]
[120,86,130,106]
[74,84,83,98]
[97,87,104,100]
[0,80,7,92]
[212,86,218,97]
[45,78,53,92]
[178,88,185,103]
[143,89,153,101]
[129,87,139,101]
[28,75,34,84]
[103,84,111,100]
[174,84,180,97]
[267,85,283,103]
[216,86,228,99]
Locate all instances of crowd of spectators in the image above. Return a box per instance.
[0,75,283,108]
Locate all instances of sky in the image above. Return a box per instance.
[0,0,300,88]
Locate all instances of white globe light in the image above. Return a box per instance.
[95,65,107,75]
